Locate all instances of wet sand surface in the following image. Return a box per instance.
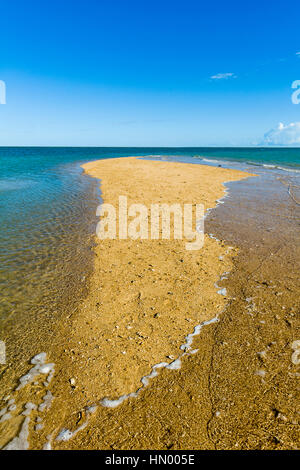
[1,157,299,450]
[203,171,300,449]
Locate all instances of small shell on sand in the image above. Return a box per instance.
[291,340,300,365]
[255,369,266,377]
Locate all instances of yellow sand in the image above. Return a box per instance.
[66,157,251,402]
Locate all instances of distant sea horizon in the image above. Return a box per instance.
[0,146,300,169]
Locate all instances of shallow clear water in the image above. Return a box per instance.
[0,148,103,322]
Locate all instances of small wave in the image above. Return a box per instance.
[201,158,223,164]
[262,164,300,173]
[277,166,300,173]
[246,162,300,173]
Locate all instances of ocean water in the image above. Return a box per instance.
[0,146,299,326]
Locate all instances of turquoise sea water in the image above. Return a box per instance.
[0,147,299,323]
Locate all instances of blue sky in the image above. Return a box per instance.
[1,0,300,146]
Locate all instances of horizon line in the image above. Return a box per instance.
[0,145,300,149]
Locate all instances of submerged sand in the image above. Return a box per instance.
[3,157,298,450]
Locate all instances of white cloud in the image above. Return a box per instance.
[210,72,236,80]
[296,52,300,56]
[262,122,300,146]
